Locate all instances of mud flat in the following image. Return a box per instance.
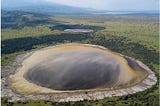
[2,43,157,102]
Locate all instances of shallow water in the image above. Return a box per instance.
[64,29,93,33]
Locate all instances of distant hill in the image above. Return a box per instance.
[2,0,158,15]
[2,1,91,15]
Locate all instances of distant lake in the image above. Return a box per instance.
[64,29,93,33]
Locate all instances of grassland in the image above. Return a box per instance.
[53,15,159,50]
[1,11,159,106]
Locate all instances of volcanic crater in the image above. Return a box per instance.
[9,43,150,95]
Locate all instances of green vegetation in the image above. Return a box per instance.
[1,11,159,106]
[49,24,105,31]
[99,21,159,50]
[2,25,62,40]
[2,10,57,29]
[53,15,159,50]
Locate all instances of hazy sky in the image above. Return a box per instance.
[45,0,159,10]
[2,0,159,11]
